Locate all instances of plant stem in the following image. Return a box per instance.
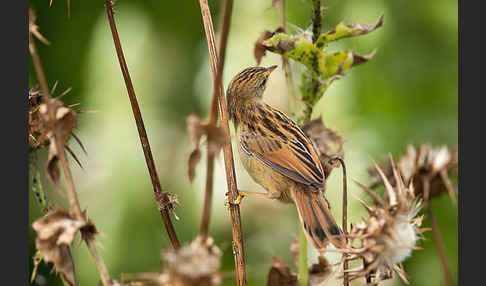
[298,225,308,286]
[198,1,247,285]
[302,0,323,123]
[30,10,113,285]
[104,0,180,249]
[28,21,51,101]
[311,0,322,43]
[428,205,454,286]
[329,157,349,286]
[199,0,232,243]
[277,0,297,115]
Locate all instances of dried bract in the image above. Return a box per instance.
[308,255,332,286]
[38,97,79,182]
[266,257,297,286]
[186,115,226,182]
[369,144,458,204]
[32,209,91,286]
[267,238,333,286]
[343,157,426,285]
[29,87,50,151]
[254,27,284,65]
[301,117,344,178]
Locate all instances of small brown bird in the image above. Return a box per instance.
[226,65,344,251]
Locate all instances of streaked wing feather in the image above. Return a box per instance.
[240,106,325,189]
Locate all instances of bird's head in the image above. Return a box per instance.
[226,65,277,101]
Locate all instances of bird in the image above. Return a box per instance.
[226,65,344,251]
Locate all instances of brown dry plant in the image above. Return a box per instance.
[368,144,458,204]
[342,157,427,285]
[121,238,223,286]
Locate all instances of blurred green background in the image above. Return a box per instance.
[28,0,457,285]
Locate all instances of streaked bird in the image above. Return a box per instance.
[226,65,344,251]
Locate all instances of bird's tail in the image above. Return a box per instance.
[291,188,344,251]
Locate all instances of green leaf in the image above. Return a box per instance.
[315,13,384,48]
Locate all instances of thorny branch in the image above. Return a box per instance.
[104,0,181,249]
[29,9,112,286]
[199,0,233,243]
[308,0,322,122]
[311,0,322,43]
[198,1,247,285]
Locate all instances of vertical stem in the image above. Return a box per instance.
[329,157,349,286]
[298,225,308,286]
[198,1,247,285]
[428,205,454,286]
[28,26,51,101]
[311,0,322,43]
[277,0,296,115]
[30,10,113,285]
[104,0,180,249]
[303,0,323,123]
[335,157,349,286]
[200,0,232,243]
[85,238,112,286]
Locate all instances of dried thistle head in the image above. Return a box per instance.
[30,84,87,182]
[122,237,222,286]
[161,237,222,285]
[369,144,458,204]
[32,208,96,286]
[343,156,427,285]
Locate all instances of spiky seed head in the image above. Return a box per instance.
[341,156,427,285]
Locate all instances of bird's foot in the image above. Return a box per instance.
[224,191,245,208]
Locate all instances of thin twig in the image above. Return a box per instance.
[199,0,233,243]
[198,1,247,285]
[28,21,51,101]
[29,10,113,285]
[329,156,349,286]
[277,0,296,115]
[104,0,180,249]
[428,204,454,286]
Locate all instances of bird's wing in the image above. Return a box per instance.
[239,105,325,189]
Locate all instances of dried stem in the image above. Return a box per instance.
[277,0,296,115]
[104,0,180,249]
[428,205,454,286]
[85,238,112,285]
[28,26,51,101]
[199,0,233,243]
[29,11,113,285]
[329,156,349,286]
[198,1,247,285]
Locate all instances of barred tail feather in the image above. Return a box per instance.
[291,188,344,251]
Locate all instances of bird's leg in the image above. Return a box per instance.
[225,190,271,207]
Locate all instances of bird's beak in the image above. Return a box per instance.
[266,65,278,73]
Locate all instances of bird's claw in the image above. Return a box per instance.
[225,191,245,208]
